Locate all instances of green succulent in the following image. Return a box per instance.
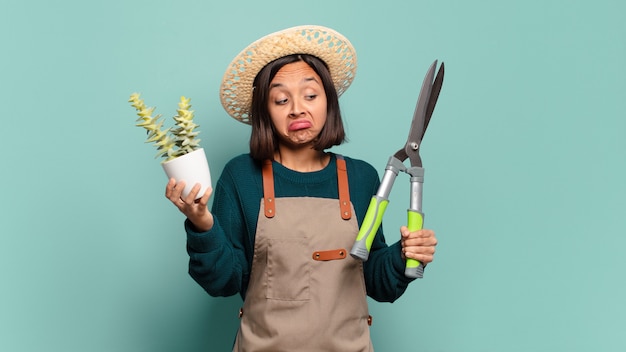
[129,93,201,162]
[171,96,201,158]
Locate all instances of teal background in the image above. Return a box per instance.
[1,0,624,351]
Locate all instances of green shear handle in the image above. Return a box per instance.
[350,157,403,261]
[350,195,389,261]
[405,210,425,279]
[405,167,425,279]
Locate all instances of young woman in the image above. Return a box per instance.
[165,25,437,351]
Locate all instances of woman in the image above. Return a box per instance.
[165,25,437,351]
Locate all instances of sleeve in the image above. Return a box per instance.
[363,231,415,302]
[185,168,250,298]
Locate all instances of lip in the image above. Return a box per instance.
[288,119,312,131]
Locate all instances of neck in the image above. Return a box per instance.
[274,147,329,172]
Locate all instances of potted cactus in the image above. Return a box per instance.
[129,93,211,199]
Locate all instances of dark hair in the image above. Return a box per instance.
[249,54,346,161]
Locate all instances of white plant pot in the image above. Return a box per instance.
[162,148,212,200]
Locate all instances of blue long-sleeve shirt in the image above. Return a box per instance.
[185,153,415,302]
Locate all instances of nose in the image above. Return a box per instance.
[289,98,305,118]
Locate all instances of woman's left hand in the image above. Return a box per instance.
[400,226,437,265]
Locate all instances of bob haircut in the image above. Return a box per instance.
[249,54,346,161]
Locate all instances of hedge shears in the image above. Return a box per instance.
[350,60,444,279]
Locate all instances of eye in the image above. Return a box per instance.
[305,94,317,100]
[274,98,288,105]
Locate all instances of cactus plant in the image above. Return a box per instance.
[129,93,201,162]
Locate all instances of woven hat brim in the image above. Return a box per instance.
[220,25,357,124]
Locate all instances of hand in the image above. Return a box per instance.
[400,226,437,265]
[165,178,214,232]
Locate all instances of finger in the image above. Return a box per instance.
[184,183,202,204]
[195,186,212,205]
[405,230,436,244]
[408,243,437,254]
[404,251,434,265]
[165,178,176,198]
[172,180,186,200]
[403,236,438,248]
[404,245,436,257]
[399,226,410,238]
[413,229,435,238]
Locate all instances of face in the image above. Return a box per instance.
[267,61,328,148]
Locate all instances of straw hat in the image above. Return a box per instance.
[220,25,357,124]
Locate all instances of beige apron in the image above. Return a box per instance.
[233,156,373,352]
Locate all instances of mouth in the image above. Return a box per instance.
[288,119,312,131]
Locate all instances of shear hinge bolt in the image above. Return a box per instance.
[410,142,419,150]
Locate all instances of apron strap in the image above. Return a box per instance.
[336,155,352,220]
[261,155,351,220]
[262,160,275,218]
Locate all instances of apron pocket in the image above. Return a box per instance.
[266,239,310,301]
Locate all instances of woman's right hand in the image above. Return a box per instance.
[165,178,214,232]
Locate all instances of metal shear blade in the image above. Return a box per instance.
[394,60,445,168]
